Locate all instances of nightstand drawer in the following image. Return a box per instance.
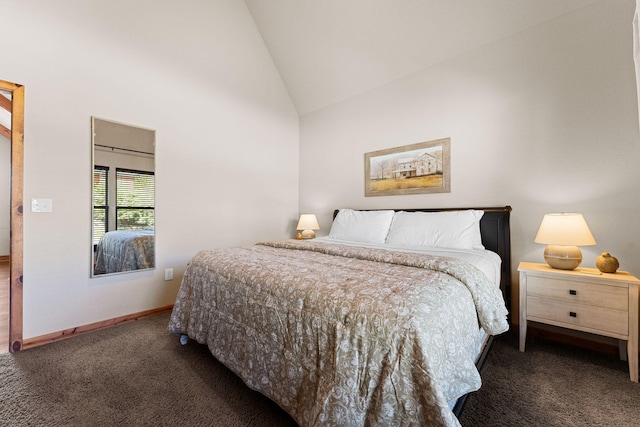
[527,295,628,336]
[527,276,628,310]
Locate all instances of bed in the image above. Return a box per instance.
[93,228,155,274]
[169,206,511,426]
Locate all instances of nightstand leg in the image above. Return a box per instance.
[628,285,638,382]
[519,271,527,352]
[629,343,638,383]
[519,320,527,352]
[618,340,627,361]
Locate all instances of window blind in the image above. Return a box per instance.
[116,168,155,230]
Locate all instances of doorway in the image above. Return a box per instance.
[0,79,24,353]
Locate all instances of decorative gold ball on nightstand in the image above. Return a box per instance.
[596,252,619,273]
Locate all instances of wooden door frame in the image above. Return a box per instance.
[0,79,24,352]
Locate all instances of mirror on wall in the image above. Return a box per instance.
[91,117,155,277]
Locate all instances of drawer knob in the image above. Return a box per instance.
[569,311,577,317]
[569,290,577,295]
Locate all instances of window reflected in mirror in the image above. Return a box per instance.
[91,117,155,277]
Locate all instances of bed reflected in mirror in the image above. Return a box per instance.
[91,117,155,277]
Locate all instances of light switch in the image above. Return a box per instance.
[31,198,53,213]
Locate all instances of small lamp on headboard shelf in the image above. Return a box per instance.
[296,214,320,239]
[534,212,596,270]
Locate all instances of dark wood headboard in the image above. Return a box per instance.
[332,206,512,312]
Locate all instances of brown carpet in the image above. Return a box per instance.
[1,312,638,426]
[459,332,640,426]
[1,313,297,427]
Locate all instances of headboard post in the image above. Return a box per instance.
[477,207,512,312]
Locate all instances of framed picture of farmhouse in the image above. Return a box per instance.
[365,138,451,197]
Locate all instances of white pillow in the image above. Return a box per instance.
[328,209,395,244]
[385,210,485,250]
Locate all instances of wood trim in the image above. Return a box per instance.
[0,79,24,352]
[0,123,9,140]
[22,305,174,350]
[0,92,10,112]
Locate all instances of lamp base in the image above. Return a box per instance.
[543,244,582,270]
[300,230,316,239]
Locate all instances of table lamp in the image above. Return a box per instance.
[534,213,596,270]
[296,214,320,239]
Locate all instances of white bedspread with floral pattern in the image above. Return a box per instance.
[168,239,509,426]
[94,228,155,274]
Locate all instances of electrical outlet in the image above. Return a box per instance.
[164,268,173,281]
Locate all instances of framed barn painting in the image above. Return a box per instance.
[365,138,450,197]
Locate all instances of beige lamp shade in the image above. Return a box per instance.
[296,214,320,239]
[534,213,596,270]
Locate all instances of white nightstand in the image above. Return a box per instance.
[518,261,639,382]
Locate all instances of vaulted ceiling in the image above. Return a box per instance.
[245,0,601,115]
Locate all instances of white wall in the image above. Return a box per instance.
[2,0,299,338]
[299,0,640,314]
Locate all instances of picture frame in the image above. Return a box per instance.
[365,137,451,197]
